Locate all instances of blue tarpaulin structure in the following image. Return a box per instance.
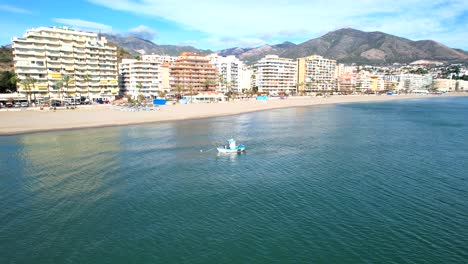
[256,96,268,101]
[153,99,167,105]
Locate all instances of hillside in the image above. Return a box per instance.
[0,46,14,72]
[220,28,468,64]
[102,34,212,56]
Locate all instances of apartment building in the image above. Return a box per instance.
[12,26,118,100]
[399,74,433,91]
[255,55,297,94]
[434,79,468,91]
[208,54,245,93]
[142,54,177,64]
[170,52,218,94]
[297,55,337,93]
[119,58,163,99]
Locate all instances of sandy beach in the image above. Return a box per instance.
[0,94,466,135]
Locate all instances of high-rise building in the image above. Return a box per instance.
[170,52,218,94]
[12,26,118,100]
[208,54,245,93]
[255,55,297,94]
[142,54,177,64]
[297,55,337,93]
[119,58,163,99]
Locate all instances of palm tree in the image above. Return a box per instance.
[137,81,143,101]
[296,82,304,95]
[54,80,64,99]
[218,74,227,92]
[26,76,37,104]
[204,79,216,91]
[18,78,32,104]
[83,74,92,100]
[61,74,71,100]
[175,84,183,99]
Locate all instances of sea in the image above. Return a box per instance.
[1,96,467,263]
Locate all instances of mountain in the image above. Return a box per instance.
[217,42,298,64]
[220,28,468,64]
[101,34,212,57]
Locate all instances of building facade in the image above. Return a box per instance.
[399,74,433,91]
[12,26,118,100]
[208,54,245,93]
[255,55,297,94]
[170,52,218,94]
[119,59,163,99]
[434,79,468,91]
[297,55,336,93]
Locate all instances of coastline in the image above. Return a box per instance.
[1,94,467,136]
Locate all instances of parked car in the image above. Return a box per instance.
[14,102,21,108]
[20,102,29,107]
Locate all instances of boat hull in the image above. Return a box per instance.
[217,145,246,153]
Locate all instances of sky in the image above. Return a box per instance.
[1,0,467,50]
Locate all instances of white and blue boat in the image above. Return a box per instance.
[217,139,246,153]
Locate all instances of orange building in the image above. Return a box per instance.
[170,52,218,94]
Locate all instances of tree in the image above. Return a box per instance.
[218,74,228,92]
[0,71,17,93]
[137,81,143,100]
[25,76,37,103]
[54,80,64,101]
[61,74,71,99]
[175,84,183,99]
[83,74,92,99]
[296,82,304,95]
[18,78,32,103]
[204,79,216,91]
[252,86,258,94]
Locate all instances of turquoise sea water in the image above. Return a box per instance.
[1,97,468,263]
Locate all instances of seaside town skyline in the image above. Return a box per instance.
[1,25,467,107]
[0,0,467,50]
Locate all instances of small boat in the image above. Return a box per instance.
[217,139,246,153]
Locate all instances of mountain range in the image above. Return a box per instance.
[106,28,468,65]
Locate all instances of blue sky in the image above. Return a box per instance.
[1,0,467,50]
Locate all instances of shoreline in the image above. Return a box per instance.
[1,94,467,136]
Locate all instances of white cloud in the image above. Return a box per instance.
[87,0,468,49]
[52,18,112,31]
[127,25,157,40]
[0,4,32,14]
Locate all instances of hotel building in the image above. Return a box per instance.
[12,26,118,100]
[297,55,337,93]
[208,54,246,93]
[170,52,218,93]
[255,55,297,94]
[119,58,163,99]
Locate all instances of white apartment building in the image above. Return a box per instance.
[297,55,337,92]
[239,66,253,93]
[12,26,118,100]
[142,54,177,64]
[208,54,246,93]
[399,74,433,91]
[255,55,297,94]
[119,59,163,99]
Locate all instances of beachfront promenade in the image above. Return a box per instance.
[1,94,466,135]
